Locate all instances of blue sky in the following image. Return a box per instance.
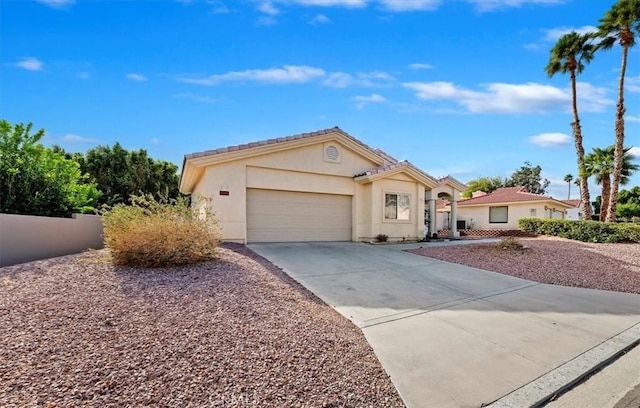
[2,0,639,199]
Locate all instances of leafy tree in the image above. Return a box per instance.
[619,186,640,205]
[546,31,595,219]
[461,176,505,198]
[0,120,101,217]
[504,161,550,195]
[617,202,640,219]
[593,195,602,215]
[595,0,640,222]
[563,174,574,199]
[77,143,179,206]
[584,146,639,221]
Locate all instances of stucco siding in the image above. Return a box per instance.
[240,141,379,178]
[368,178,424,240]
[0,213,103,267]
[458,202,568,230]
[246,166,354,195]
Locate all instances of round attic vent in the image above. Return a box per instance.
[326,145,339,160]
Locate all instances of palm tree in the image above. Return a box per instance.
[584,145,639,221]
[595,0,640,222]
[546,31,595,220]
[563,174,574,199]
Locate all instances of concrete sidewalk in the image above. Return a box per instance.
[545,344,640,408]
[249,242,640,408]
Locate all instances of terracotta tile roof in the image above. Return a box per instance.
[561,199,581,208]
[457,186,570,206]
[184,126,398,163]
[353,160,439,185]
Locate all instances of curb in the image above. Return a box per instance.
[485,322,640,408]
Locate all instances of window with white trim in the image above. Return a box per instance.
[385,193,410,220]
[489,206,508,223]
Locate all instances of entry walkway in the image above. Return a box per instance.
[249,242,640,408]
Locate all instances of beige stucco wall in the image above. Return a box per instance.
[0,213,103,267]
[457,202,568,230]
[190,138,436,243]
[355,183,373,240]
[193,141,384,243]
[362,176,426,241]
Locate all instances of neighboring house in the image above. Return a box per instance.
[179,127,466,243]
[453,186,574,230]
[562,199,583,221]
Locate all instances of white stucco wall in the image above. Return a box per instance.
[457,202,568,230]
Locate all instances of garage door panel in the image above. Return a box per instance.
[247,189,351,242]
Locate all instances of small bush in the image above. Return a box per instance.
[499,236,524,250]
[375,233,389,242]
[518,218,640,243]
[101,195,221,267]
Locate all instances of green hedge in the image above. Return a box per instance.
[518,218,640,243]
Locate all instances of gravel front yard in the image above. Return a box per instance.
[408,237,640,294]
[0,244,403,407]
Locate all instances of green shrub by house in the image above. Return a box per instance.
[101,195,220,267]
[518,218,640,243]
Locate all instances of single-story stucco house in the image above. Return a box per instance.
[452,186,575,230]
[562,199,584,221]
[179,127,467,243]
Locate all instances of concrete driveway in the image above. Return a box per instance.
[249,242,640,408]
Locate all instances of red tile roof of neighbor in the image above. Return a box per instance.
[457,186,571,207]
[561,199,581,208]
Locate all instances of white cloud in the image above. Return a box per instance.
[126,73,148,81]
[378,0,440,11]
[15,57,44,71]
[402,81,613,114]
[323,70,395,88]
[150,138,161,146]
[252,0,564,15]
[627,114,640,123]
[352,93,387,109]
[542,25,597,42]
[408,63,434,70]
[308,13,332,24]
[211,3,231,13]
[273,0,367,7]
[255,0,438,13]
[35,0,75,8]
[529,132,571,147]
[78,72,90,79]
[257,1,280,15]
[178,65,325,85]
[174,93,219,103]
[629,147,640,158]
[466,0,566,12]
[628,75,640,93]
[61,134,98,144]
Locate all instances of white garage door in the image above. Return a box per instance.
[247,189,352,243]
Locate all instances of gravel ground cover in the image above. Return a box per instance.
[408,237,640,294]
[0,244,403,408]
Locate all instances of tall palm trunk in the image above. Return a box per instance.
[600,175,611,221]
[606,39,629,222]
[570,70,592,220]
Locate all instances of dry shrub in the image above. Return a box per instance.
[101,195,220,267]
[499,236,524,250]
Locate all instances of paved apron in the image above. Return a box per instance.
[249,242,640,408]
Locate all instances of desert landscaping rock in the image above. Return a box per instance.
[0,244,403,407]
[409,236,640,294]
